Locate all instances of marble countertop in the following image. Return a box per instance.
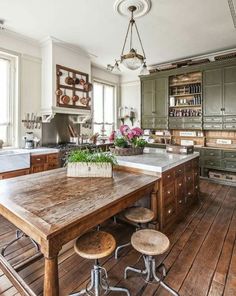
[27,147,59,155]
[116,147,199,173]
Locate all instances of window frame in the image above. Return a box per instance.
[92,79,117,136]
[0,50,18,147]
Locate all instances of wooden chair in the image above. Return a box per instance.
[124,229,179,296]
[115,206,155,259]
[70,230,130,296]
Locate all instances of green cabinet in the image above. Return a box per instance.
[223,66,236,115]
[141,77,168,129]
[203,69,223,117]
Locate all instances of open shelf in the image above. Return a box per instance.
[170,81,202,87]
[170,93,201,97]
[169,105,202,108]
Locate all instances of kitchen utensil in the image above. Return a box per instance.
[79,78,85,86]
[73,77,80,84]
[80,96,90,107]
[61,90,70,105]
[65,72,74,85]
[72,94,79,103]
[55,88,63,96]
[83,82,93,92]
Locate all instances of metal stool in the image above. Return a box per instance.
[115,206,154,259]
[1,229,40,256]
[124,229,179,296]
[70,231,130,296]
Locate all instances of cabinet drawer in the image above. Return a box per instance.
[1,168,30,179]
[31,155,46,165]
[175,177,185,197]
[223,151,236,159]
[192,158,199,168]
[203,123,223,130]
[31,164,45,173]
[223,160,236,171]
[184,123,202,130]
[204,117,222,123]
[203,159,221,168]
[185,171,194,183]
[223,123,236,130]
[204,149,222,158]
[185,187,195,205]
[185,161,192,172]
[162,170,175,186]
[223,116,236,122]
[175,164,185,177]
[177,192,185,213]
[163,185,175,206]
[163,202,176,225]
[47,153,59,164]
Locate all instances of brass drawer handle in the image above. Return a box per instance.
[195,185,198,189]
[178,183,182,187]
[167,191,171,194]
[168,209,172,214]
[188,192,191,196]
[36,158,41,161]
[179,200,183,204]
[167,175,171,178]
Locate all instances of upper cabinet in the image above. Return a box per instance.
[141,77,168,129]
[203,69,223,116]
[224,66,236,116]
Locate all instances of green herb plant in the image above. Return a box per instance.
[114,137,129,148]
[68,149,117,165]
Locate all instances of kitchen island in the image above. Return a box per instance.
[116,148,200,230]
[0,168,159,296]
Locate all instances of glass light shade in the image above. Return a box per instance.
[121,49,144,70]
[113,62,121,73]
[140,63,150,76]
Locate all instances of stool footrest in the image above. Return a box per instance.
[124,255,179,296]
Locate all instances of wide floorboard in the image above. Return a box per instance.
[0,180,235,296]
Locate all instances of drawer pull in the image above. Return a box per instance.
[167,191,171,194]
[195,185,198,189]
[36,158,41,161]
[168,209,172,214]
[209,153,214,156]
[188,192,191,196]
[187,177,191,180]
[178,183,182,187]
[167,175,171,178]
[179,200,183,204]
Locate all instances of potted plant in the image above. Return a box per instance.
[67,150,117,178]
[109,125,147,156]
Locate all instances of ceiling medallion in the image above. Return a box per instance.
[108,3,150,75]
[114,0,151,18]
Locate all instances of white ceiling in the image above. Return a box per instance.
[1,0,236,69]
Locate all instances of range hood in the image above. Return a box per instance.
[40,37,92,122]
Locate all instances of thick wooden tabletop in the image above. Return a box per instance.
[0,168,159,254]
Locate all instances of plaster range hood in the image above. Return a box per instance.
[40,36,92,122]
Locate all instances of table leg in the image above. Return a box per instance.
[44,256,59,296]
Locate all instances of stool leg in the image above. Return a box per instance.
[151,258,180,296]
[115,242,131,259]
[107,285,131,296]
[124,256,148,279]
[1,231,24,256]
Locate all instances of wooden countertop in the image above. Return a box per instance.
[0,168,159,241]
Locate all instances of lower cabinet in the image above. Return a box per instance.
[30,153,59,173]
[0,153,60,180]
[159,158,199,230]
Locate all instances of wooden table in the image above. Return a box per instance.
[0,168,160,296]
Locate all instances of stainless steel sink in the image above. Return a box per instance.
[0,149,30,173]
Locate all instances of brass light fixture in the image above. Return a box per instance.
[107,5,149,75]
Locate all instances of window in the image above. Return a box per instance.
[93,81,116,137]
[0,52,17,147]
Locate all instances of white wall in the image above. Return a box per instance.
[0,31,42,147]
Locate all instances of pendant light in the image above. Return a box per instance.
[108,5,149,75]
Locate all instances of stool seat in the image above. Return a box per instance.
[131,229,170,256]
[74,231,116,260]
[123,207,155,224]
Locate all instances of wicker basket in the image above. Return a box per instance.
[110,146,144,156]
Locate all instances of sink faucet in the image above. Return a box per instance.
[0,140,3,149]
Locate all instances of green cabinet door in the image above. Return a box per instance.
[203,69,223,116]
[141,80,155,117]
[155,77,168,117]
[224,66,236,116]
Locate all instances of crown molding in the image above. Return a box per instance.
[40,36,90,59]
[149,47,236,69]
[0,29,40,47]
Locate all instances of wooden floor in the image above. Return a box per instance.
[0,180,236,296]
